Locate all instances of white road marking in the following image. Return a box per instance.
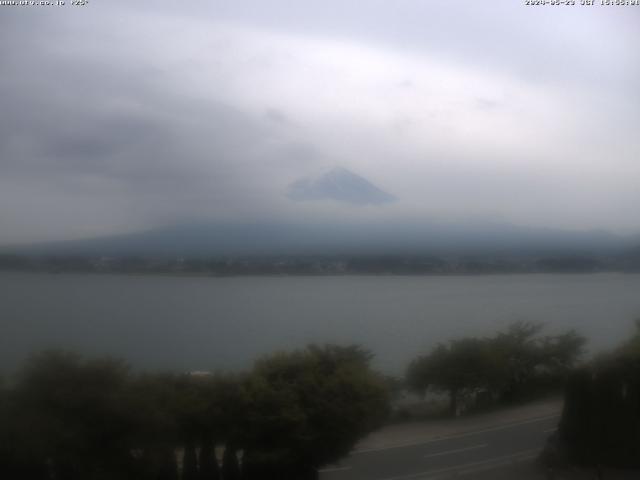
[456,450,540,477]
[318,466,352,473]
[376,448,541,480]
[353,413,560,455]
[423,443,487,459]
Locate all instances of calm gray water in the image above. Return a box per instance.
[1,272,639,375]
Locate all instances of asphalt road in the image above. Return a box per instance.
[319,414,559,480]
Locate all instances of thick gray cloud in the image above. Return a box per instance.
[0,1,639,244]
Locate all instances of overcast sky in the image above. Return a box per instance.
[1,0,639,245]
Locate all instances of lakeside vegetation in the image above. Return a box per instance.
[0,345,389,480]
[1,321,639,478]
[406,321,585,417]
[546,321,640,469]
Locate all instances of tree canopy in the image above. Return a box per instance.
[240,345,389,479]
[407,322,586,415]
[554,320,640,468]
[0,345,389,480]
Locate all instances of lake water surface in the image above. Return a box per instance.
[1,272,639,375]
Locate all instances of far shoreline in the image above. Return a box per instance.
[0,268,638,279]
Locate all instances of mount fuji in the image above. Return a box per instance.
[287,167,396,205]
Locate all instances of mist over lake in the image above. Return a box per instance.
[2,271,639,376]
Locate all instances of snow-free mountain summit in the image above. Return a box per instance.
[287,167,396,205]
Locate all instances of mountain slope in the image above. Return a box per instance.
[6,220,632,258]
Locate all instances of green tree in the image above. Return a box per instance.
[240,344,389,479]
[540,330,586,373]
[617,318,640,358]
[407,338,499,416]
[407,322,586,413]
[557,352,640,468]
[493,322,584,401]
[129,371,247,480]
[491,321,545,401]
[183,441,198,480]
[198,433,220,480]
[221,444,241,480]
[10,350,139,480]
[129,372,182,478]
